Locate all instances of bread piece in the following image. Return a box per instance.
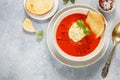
[23,18,36,32]
[86,11,105,38]
[26,0,54,16]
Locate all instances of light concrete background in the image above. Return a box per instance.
[0,0,120,80]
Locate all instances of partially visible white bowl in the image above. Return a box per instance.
[24,0,58,20]
[98,0,116,13]
[53,7,107,61]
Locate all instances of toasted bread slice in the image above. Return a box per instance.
[86,11,105,38]
[23,18,36,33]
[26,0,54,16]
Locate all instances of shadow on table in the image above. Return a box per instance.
[48,55,106,80]
[23,29,36,35]
[98,8,117,22]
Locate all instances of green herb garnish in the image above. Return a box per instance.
[63,0,68,3]
[76,20,90,35]
[63,0,75,4]
[76,20,84,28]
[70,0,75,3]
[36,30,44,41]
[84,27,90,35]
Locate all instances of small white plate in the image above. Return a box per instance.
[24,0,59,20]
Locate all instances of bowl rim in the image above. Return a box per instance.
[47,4,110,67]
[23,0,59,20]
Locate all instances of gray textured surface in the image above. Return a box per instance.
[0,0,120,80]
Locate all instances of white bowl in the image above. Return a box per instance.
[53,8,106,61]
[24,0,58,20]
[47,5,110,67]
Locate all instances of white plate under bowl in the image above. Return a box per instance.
[47,5,110,68]
[24,0,58,20]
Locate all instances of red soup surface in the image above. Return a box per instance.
[56,14,100,57]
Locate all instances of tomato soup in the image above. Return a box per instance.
[56,14,100,57]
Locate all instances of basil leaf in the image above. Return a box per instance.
[63,0,68,3]
[84,27,90,35]
[36,30,44,41]
[70,0,75,3]
[76,20,90,35]
[76,20,85,28]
